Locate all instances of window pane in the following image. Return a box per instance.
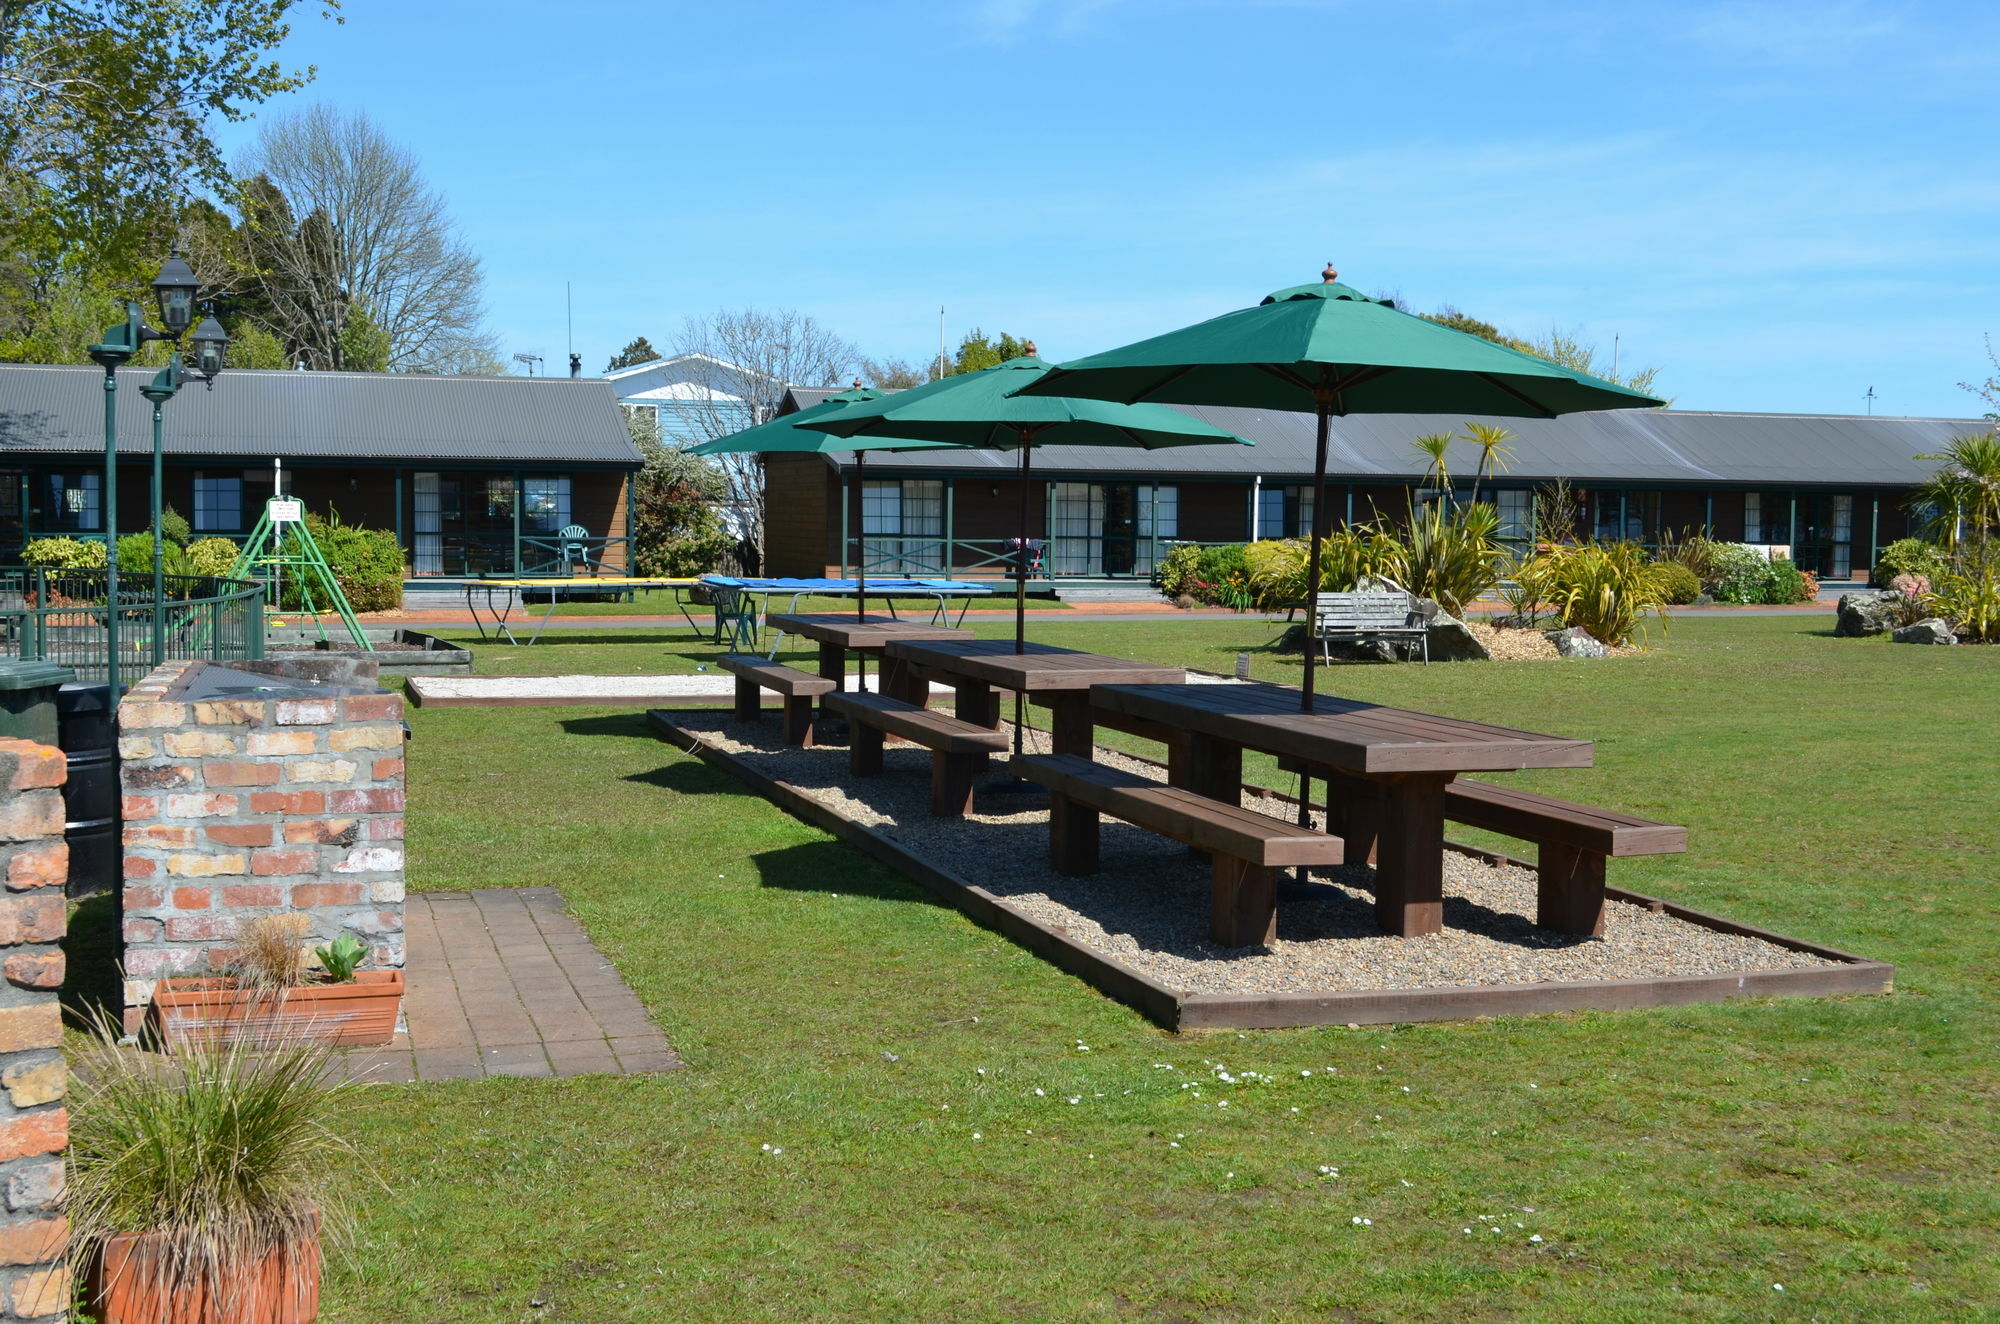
[193,474,242,532]
[44,472,100,532]
[523,476,570,534]
[900,480,943,537]
[861,480,900,534]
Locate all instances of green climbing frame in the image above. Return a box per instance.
[228,498,375,652]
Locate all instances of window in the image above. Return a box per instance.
[1493,489,1532,543]
[44,472,100,532]
[1255,485,1312,539]
[1136,485,1177,541]
[523,476,571,534]
[193,473,242,532]
[861,480,942,536]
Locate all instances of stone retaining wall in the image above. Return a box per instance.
[117,660,406,1031]
[0,738,72,1322]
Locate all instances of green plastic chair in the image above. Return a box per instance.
[709,585,758,648]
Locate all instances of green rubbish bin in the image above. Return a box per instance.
[0,661,75,747]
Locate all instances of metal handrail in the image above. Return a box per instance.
[856,537,1054,580]
[0,567,265,683]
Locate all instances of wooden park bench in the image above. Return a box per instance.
[823,692,1008,818]
[1441,778,1686,936]
[1273,758,1686,936]
[1313,590,1429,664]
[718,654,834,747]
[1012,753,1345,948]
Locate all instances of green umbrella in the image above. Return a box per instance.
[689,382,965,623]
[1019,265,1665,712]
[801,350,1253,658]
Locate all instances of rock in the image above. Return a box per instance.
[1425,608,1492,662]
[1834,590,1905,638]
[1891,617,1957,645]
[1544,626,1610,658]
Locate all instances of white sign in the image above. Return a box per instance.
[267,498,304,524]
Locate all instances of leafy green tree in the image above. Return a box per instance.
[948,328,1032,375]
[1421,305,1663,400]
[0,0,338,324]
[606,336,663,372]
[226,319,290,370]
[625,412,734,575]
[337,302,391,372]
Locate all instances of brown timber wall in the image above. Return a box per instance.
[762,455,833,577]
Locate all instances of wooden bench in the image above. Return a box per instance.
[1012,753,1344,948]
[718,654,834,746]
[1277,757,1686,936]
[823,692,1008,817]
[1441,778,1686,936]
[1313,590,1429,664]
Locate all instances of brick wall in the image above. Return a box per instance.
[117,660,406,1032]
[0,739,73,1322]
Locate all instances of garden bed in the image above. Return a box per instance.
[649,707,1891,1030]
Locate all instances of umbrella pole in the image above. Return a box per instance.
[1301,402,1331,715]
[1014,441,1032,757]
[854,450,867,626]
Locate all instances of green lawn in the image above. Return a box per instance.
[325,617,1997,1322]
[422,586,1068,619]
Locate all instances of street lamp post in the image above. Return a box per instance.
[84,252,225,691]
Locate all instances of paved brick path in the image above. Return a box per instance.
[347,887,680,1083]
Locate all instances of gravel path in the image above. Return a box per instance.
[671,711,1838,997]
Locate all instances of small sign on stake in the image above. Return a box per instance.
[267,498,304,524]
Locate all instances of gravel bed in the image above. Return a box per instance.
[670,711,1838,997]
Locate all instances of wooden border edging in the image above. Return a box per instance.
[645,710,1894,1032]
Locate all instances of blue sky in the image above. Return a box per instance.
[216,0,1998,418]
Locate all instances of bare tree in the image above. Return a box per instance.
[670,308,857,554]
[237,104,493,372]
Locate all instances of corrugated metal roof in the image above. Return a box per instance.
[0,364,643,466]
[785,386,1977,486]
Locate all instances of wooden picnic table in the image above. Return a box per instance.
[881,638,1185,756]
[1090,682,1593,938]
[765,613,963,702]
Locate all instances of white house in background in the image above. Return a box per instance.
[605,353,770,445]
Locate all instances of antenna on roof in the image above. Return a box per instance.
[512,353,543,377]
[1864,385,1876,416]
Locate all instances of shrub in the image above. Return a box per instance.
[1766,558,1807,606]
[1710,542,1781,604]
[1873,537,1948,588]
[1242,529,1406,608]
[185,537,241,578]
[22,536,106,570]
[278,511,403,612]
[1653,561,1702,605]
[634,439,736,577]
[159,504,192,547]
[1528,540,1671,647]
[1155,543,1205,599]
[1654,529,1725,588]
[1159,545,1255,610]
[1928,545,2000,643]
[1391,501,1505,617]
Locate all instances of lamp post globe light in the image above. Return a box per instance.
[84,251,227,692]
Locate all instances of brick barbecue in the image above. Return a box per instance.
[116,659,406,1032]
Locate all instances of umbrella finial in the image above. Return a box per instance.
[1322,262,1339,283]
[1023,340,1038,357]
[853,378,863,388]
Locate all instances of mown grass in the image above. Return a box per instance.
[321,616,1997,1322]
[406,587,1070,619]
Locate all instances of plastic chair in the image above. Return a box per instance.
[556,524,592,575]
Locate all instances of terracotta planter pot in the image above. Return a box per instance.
[150,969,404,1047]
[83,1214,321,1324]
